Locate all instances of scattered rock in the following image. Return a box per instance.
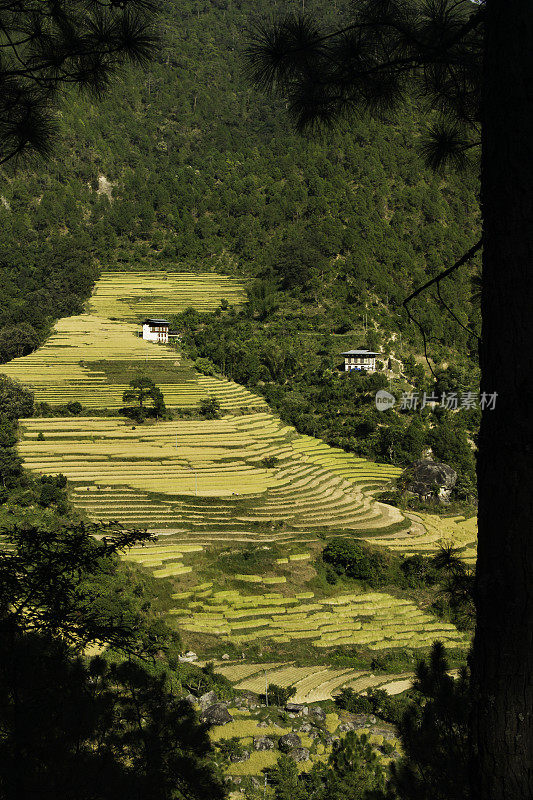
[198,690,218,710]
[184,694,199,706]
[221,653,231,660]
[292,748,310,763]
[339,722,355,732]
[349,714,372,727]
[256,720,270,728]
[299,723,313,733]
[309,706,326,723]
[254,736,275,751]
[278,733,302,752]
[201,703,233,726]
[230,750,250,763]
[285,703,305,714]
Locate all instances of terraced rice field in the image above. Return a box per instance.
[90,271,245,320]
[215,661,414,703]
[170,585,468,652]
[0,315,266,410]
[7,269,470,679]
[122,543,204,577]
[369,512,477,564]
[18,414,406,536]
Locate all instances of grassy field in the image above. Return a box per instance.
[89,271,245,320]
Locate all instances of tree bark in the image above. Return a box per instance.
[471,2,533,797]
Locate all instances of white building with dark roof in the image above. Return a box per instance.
[341,349,379,372]
[142,318,169,343]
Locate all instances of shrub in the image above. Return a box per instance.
[335,687,410,725]
[261,455,279,468]
[122,377,166,421]
[322,538,389,585]
[215,737,245,763]
[198,397,221,419]
[37,474,68,509]
[0,376,34,419]
[261,683,296,707]
[194,357,217,376]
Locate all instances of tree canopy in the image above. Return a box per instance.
[0,0,159,165]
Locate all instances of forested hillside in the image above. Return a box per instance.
[0,0,482,498]
[0,0,480,357]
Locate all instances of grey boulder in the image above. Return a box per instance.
[309,706,326,723]
[403,459,457,502]
[201,703,233,726]
[198,690,218,710]
[254,736,275,751]
[230,750,250,763]
[278,733,302,752]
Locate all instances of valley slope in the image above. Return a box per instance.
[2,271,475,710]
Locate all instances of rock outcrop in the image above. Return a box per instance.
[292,748,310,762]
[403,459,457,502]
[278,732,302,752]
[201,703,233,726]
[198,690,218,710]
[254,736,275,751]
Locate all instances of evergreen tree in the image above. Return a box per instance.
[0,0,159,164]
[389,642,469,800]
[123,378,166,420]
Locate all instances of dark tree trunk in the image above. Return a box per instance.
[472,2,533,797]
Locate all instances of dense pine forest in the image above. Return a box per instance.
[1,0,479,349]
[0,0,481,497]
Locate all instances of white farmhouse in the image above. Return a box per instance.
[341,349,379,372]
[142,318,169,343]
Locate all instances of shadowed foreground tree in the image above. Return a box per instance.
[0,0,159,165]
[0,629,226,800]
[246,2,533,797]
[264,732,386,800]
[389,642,470,800]
[0,521,226,800]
